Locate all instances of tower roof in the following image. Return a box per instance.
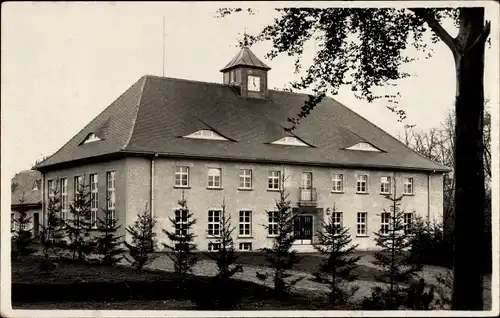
[220,47,271,72]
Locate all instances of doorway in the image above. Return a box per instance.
[293,215,313,245]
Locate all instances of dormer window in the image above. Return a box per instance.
[183,129,229,141]
[346,142,381,152]
[82,133,101,144]
[271,136,311,147]
[32,180,40,191]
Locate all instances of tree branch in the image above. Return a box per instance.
[466,20,491,54]
[410,8,459,54]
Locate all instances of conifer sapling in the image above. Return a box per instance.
[95,207,125,266]
[162,191,199,274]
[124,205,158,271]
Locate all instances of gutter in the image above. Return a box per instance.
[151,153,158,218]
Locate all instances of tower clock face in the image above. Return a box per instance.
[247,75,261,92]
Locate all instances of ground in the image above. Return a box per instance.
[11,251,492,310]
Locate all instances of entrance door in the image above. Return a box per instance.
[294,215,313,245]
[33,213,39,241]
[300,172,313,201]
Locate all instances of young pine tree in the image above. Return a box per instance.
[95,208,125,266]
[313,204,360,307]
[12,208,36,259]
[162,192,199,274]
[39,187,66,260]
[65,184,95,261]
[124,205,158,271]
[257,176,303,296]
[205,198,243,281]
[364,194,423,309]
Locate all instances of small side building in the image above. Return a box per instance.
[11,170,42,239]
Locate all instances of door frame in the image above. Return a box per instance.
[293,214,314,245]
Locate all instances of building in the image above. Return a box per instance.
[34,46,449,251]
[11,170,42,239]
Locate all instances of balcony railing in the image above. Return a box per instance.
[298,187,317,207]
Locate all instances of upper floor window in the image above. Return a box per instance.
[90,173,98,229]
[380,176,392,194]
[175,166,189,188]
[60,178,68,220]
[107,171,116,223]
[268,171,281,190]
[183,130,229,141]
[356,175,368,193]
[404,177,414,195]
[82,133,101,144]
[332,174,344,192]
[207,168,222,189]
[270,136,310,147]
[346,142,381,152]
[239,169,252,190]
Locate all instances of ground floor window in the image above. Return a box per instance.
[208,210,221,237]
[268,211,279,236]
[357,212,367,236]
[403,212,413,234]
[332,212,343,235]
[208,242,220,251]
[381,212,390,235]
[239,242,252,251]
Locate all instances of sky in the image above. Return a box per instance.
[1,2,499,181]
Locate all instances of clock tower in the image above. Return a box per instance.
[220,46,271,99]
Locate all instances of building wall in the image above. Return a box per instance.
[43,158,128,238]
[11,207,42,239]
[149,157,444,251]
[42,156,444,251]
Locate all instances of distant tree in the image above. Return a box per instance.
[124,206,158,271]
[11,208,36,259]
[205,198,243,281]
[162,192,199,274]
[216,7,491,309]
[65,184,95,261]
[95,208,124,266]
[313,204,360,307]
[363,195,423,309]
[39,187,66,260]
[257,175,303,296]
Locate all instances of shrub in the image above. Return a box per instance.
[124,206,158,271]
[409,216,453,268]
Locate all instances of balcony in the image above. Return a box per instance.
[298,187,317,207]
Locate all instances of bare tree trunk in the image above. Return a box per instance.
[451,7,487,310]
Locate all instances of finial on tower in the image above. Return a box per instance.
[243,26,250,47]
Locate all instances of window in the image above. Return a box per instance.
[32,180,40,191]
[11,213,15,231]
[381,213,390,235]
[90,174,98,229]
[48,179,56,199]
[332,174,344,192]
[183,129,229,141]
[270,136,310,147]
[356,175,368,193]
[239,169,252,189]
[357,212,367,236]
[268,211,279,236]
[175,166,189,188]
[208,242,221,251]
[404,213,413,234]
[332,212,343,235]
[239,211,252,237]
[82,133,101,144]
[106,171,116,223]
[268,171,281,190]
[380,176,391,194]
[404,177,414,195]
[346,142,381,152]
[239,242,252,251]
[207,168,222,189]
[60,178,68,220]
[74,176,83,199]
[208,210,221,237]
[230,70,236,83]
[175,209,189,237]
